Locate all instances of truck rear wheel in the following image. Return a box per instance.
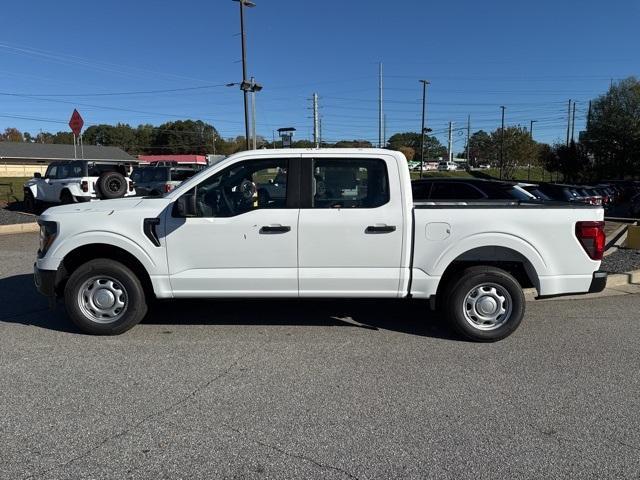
[444,266,525,342]
[64,259,147,335]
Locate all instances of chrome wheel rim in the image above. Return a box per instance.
[77,276,128,324]
[462,283,512,331]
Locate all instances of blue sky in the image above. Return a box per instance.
[1,0,638,151]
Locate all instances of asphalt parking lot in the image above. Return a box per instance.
[1,233,640,479]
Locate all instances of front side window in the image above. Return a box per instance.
[45,165,58,179]
[312,158,389,208]
[179,158,289,217]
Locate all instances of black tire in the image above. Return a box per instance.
[64,259,147,335]
[60,189,74,204]
[23,190,36,213]
[97,171,127,199]
[444,266,525,342]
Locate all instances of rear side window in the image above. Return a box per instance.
[58,163,84,179]
[88,164,127,176]
[312,158,389,208]
[429,182,485,200]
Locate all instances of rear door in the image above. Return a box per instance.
[297,154,405,297]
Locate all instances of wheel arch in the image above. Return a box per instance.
[435,245,540,303]
[58,244,155,300]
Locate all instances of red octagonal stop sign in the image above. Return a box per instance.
[68,109,84,135]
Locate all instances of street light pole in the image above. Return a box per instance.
[419,80,430,179]
[234,0,255,150]
[529,120,537,181]
[499,106,506,180]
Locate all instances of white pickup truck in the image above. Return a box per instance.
[34,149,607,341]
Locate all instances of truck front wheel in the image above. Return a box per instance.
[444,266,525,342]
[64,259,147,335]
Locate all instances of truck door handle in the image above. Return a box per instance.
[259,225,291,234]
[365,225,396,234]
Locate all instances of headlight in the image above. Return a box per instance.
[38,221,57,257]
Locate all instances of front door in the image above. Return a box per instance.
[164,157,299,297]
[298,154,405,297]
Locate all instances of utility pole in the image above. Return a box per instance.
[234,0,255,150]
[419,79,430,178]
[571,101,577,144]
[312,93,319,148]
[466,115,471,165]
[378,62,383,148]
[383,114,387,148]
[587,100,592,129]
[448,122,454,163]
[499,106,506,180]
[529,120,537,181]
[319,118,323,146]
[212,131,216,155]
[566,99,572,146]
[250,76,257,150]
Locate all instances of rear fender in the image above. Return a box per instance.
[431,232,547,278]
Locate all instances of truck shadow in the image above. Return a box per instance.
[0,274,457,340]
[144,298,456,339]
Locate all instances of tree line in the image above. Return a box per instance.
[2,76,639,180]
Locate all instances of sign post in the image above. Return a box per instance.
[68,109,84,160]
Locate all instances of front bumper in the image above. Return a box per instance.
[33,264,58,297]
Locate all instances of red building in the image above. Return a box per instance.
[138,154,207,165]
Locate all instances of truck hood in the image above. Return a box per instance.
[41,197,170,217]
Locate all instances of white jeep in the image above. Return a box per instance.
[23,160,136,212]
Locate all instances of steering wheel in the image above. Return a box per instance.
[233,179,256,211]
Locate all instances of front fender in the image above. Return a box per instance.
[39,230,159,274]
[430,232,548,278]
[24,183,38,196]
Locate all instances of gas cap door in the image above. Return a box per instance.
[425,222,451,241]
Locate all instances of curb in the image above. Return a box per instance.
[604,223,629,257]
[0,222,39,236]
[606,269,640,287]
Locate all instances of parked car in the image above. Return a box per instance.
[412,178,537,201]
[131,165,202,196]
[23,160,136,212]
[522,183,582,203]
[437,161,458,171]
[575,187,603,206]
[34,149,606,341]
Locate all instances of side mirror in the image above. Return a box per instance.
[34,172,42,179]
[175,194,197,217]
